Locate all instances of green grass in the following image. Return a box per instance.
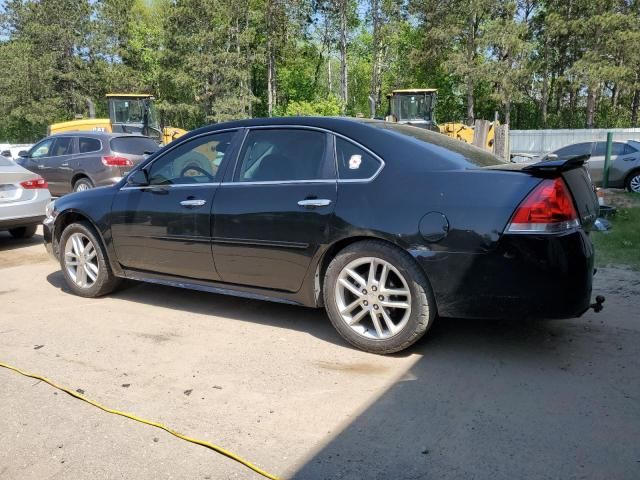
[592,202,640,269]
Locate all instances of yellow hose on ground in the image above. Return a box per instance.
[0,361,281,480]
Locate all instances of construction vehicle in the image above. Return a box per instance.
[381,88,496,152]
[49,94,187,145]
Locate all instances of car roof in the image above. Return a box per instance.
[180,116,503,170]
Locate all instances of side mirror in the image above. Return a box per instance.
[127,169,149,186]
[546,153,558,160]
[18,150,29,158]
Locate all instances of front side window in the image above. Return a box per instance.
[30,139,54,159]
[147,131,236,185]
[593,142,627,157]
[237,129,331,182]
[335,137,382,180]
[79,137,102,154]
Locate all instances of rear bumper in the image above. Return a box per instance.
[416,229,594,320]
[0,215,45,230]
[0,189,50,229]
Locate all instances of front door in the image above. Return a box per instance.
[43,136,76,195]
[212,127,336,292]
[110,130,240,280]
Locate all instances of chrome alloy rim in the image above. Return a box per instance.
[335,257,413,340]
[64,233,99,288]
[630,174,640,193]
[75,183,90,192]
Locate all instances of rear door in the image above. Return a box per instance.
[607,142,638,187]
[212,127,336,292]
[110,130,240,280]
[73,136,104,182]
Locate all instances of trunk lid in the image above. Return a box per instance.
[485,155,599,229]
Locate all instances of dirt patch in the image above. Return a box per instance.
[313,360,389,375]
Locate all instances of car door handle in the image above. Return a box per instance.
[298,199,332,208]
[180,199,206,207]
[37,164,45,169]
[61,162,69,167]
[623,157,635,162]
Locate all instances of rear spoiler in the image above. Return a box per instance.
[522,154,590,177]
[483,154,590,178]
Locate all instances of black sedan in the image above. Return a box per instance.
[43,117,600,354]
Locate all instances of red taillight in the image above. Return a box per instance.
[102,155,132,167]
[20,177,48,189]
[506,178,580,233]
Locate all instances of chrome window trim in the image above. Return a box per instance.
[219,179,336,187]
[230,124,385,185]
[121,124,386,190]
[120,128,240,191]
[333,133,385,183]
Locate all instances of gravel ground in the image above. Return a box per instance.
[1,228,638,480]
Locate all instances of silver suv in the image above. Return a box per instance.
[18,132,160,196]
[550,140,640,192]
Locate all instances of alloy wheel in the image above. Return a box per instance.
[334,257,412,340]
[630,174,640,193]
[64,232,99,288]
[75,182,90,192]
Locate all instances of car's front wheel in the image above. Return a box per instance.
[59,221,120,297]
[324,240,436,354]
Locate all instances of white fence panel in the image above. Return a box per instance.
[510,128,640,156]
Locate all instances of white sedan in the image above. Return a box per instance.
[0,156,51,238]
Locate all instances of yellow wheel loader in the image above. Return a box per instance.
[382,89,495,151]
[49,94,187,145]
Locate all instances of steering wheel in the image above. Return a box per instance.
[179,164,214,180]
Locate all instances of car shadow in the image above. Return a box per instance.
[45,270,350,348]
[0,231,44,251]
[290,310,640,479]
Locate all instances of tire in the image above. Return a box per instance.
[8,225,37,239]
[58,221,121,298]
[626,170,640,193]
[73,177,93,192]
[323,240,436,354]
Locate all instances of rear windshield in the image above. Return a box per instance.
[0,157,13,167]
[367,122,506,167]
[110,137,160,155]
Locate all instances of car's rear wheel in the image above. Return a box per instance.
[73,177,93,192]
[324,240,436,354]
[59,221,120,297]
[626,170,640,193]
[8,225,37,239]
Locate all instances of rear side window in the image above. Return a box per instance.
[237,129,331,182]
[79,137,101,153]
[335,137,382,180]
[624,143,638,155]
[556,142,592,157]
[110,137,159,155]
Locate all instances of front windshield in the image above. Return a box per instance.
[397,94,433,122]
[146,101,160,130]
[112,99,145,124]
